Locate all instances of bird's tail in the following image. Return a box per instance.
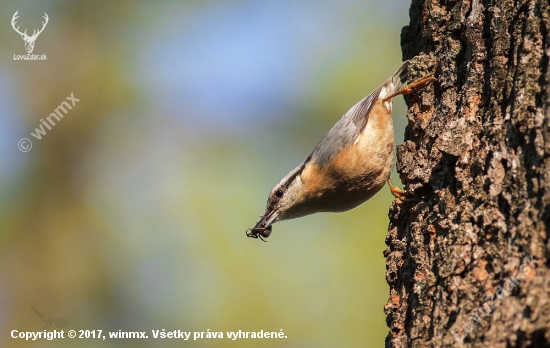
[346,60,410,130]
[381,60,436,104]
[384,60,409,97]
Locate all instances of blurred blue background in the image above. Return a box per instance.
[0,0,410,346]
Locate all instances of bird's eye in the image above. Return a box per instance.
[275,189,284,198]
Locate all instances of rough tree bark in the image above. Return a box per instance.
[384,0,550,347]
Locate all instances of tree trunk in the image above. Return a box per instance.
[384,0,550,347]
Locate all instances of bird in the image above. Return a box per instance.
[247,60,436,241]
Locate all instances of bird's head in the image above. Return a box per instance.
[248,158,332,240]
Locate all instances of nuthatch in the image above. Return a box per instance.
[248,61,436,240]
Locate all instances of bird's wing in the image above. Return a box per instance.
[350,86,383,133]
[310,61,410,166]
[350,60,408,133]
[309,86,382,166]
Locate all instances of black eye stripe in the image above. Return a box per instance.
[272,155,309,202]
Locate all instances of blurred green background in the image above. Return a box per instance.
[1,0,410,347]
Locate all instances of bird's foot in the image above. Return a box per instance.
[388,179,407,203]
[382,75,437,102]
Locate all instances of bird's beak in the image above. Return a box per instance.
[254,209,279,230]
[263,210,279,228]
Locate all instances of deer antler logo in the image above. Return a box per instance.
[11,11,49,54]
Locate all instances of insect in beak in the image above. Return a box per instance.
[246,216,273,242]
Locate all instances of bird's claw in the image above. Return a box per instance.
[388,179,407,203]
[382,74,437,102]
